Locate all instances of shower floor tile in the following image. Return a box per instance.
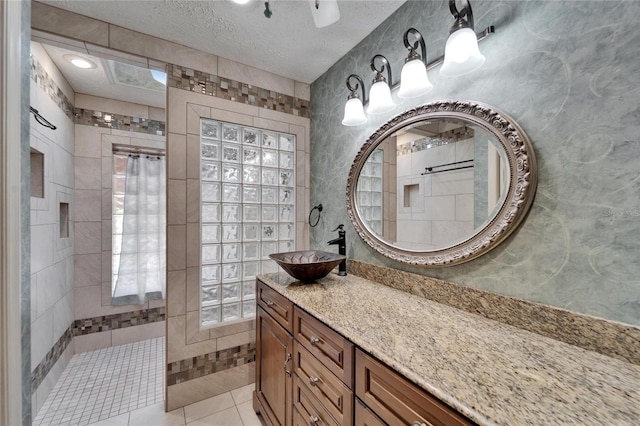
[33,337,165,426]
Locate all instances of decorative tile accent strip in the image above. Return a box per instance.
[167,64,309,118]
[349,260,640,366]
[31,306,166,394]
[30,54,75,121]
[167,342,256,386]
[73,107,165,135]
[30,326,74,393]
[74,306,166,335]
[30,56,165,136]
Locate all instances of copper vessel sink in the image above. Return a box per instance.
[269,250,346,283]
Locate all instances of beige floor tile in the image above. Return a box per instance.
[129,401,186,426]
[183,392,235,423]
[187,406,243,426]
[86,413,130,426]
[237,400,266,426]
[230,384,254,405]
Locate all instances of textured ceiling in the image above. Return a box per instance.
[38,0,408,84]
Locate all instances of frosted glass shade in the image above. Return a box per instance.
[367,81,396,115]
[440,27,485,77]
[398,59,433,99]
[342,97,367,126]
[308,0,340,28]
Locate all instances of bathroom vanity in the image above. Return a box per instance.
[253,272,640,426]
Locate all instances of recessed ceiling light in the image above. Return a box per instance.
[63,54,97,69]
[230,0,251,4]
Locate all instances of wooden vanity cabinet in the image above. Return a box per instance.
[254,286,294,426]
[255,278,474,426]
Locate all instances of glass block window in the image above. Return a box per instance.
[357,148,383,235]
[200,119,296,327]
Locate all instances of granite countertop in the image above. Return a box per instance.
[258,272,640,425]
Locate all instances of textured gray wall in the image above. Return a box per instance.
[310,0,640,326]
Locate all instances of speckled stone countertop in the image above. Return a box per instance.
[258,272,640,425]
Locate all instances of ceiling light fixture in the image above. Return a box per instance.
[308,0,340,28]
[341,0,494,126]
[259,0,339,27]
[63,54,97,69]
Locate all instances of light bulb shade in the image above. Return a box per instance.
[308,0,340,28]
[367,81,396,114]
[341,97,367,126]
[440,27,485,77]
[398,59,433,99]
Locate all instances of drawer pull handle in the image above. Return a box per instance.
[265,300,275,307]
[412,422,427,426]
[310,336,321,346]
[309,415,319,426]
[309,376,320,386]
[284,353,291,377]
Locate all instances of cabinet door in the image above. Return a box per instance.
[354,399,385,426]
[256,306,294,426]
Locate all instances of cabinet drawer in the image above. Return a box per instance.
[294,307,354,388]
[293,374,340,426]
[355,349,474,426]
[354,399,385,426]
[258,279,294,332]
[294,341,353,426]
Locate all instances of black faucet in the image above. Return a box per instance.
[328,224,347,276]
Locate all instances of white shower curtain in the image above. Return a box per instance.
[113,154,166,305]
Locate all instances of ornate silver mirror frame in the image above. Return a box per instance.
[346,100,537,266]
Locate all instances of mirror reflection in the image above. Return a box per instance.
[356,118,509,252]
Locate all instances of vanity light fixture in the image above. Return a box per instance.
[441,0,485,77]
[367,55,396,114]
[341,74,368,126]
[398,28,432,99]
[341,0,495,127]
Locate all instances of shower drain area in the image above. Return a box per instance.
[33,337,164,426]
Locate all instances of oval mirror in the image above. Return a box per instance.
[346,100,537,266]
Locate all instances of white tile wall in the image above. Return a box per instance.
[396,140,476,250]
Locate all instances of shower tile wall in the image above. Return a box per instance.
[29,41,169,417]
[72,101,166,352]
[29,42,76,418]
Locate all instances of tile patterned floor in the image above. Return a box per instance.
[33,337,265,426]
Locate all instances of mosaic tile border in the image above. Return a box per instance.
[74,306,166,335]
[30,56,165,136]
[30,54,75,122]
[167,64,309,118]
[166,342,256,386]
[30,326,73,393]
[31,306,166,394]
[349,260,640,366]
[74,107,165,136]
